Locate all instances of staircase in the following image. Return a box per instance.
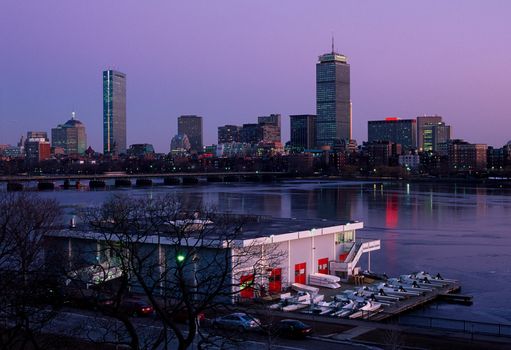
[330,239,381,280]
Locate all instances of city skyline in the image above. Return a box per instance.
[1,1,511,152]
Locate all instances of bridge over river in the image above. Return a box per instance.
[0,172,288,191]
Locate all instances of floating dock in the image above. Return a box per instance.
[367,280,462,321]
[266,278,466,322]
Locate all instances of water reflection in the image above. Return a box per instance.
[385,193,399,229]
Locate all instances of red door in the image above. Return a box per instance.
[240,274,254,299]
[268,268,282,293]
[294,263,306,284]
[318,258,329,274]
[339,252,349,262]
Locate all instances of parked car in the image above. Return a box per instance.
[275,319,312,338]
[103,297,154,317]
[212,313,260,331]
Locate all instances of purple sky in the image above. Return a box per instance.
[1,0,511,152]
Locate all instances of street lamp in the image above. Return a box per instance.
[176,253,186,264]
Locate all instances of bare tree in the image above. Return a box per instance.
[0,193,62,350]
[66,194,282,350]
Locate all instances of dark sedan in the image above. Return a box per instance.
[275,319,312,338]
[102,297,154,317]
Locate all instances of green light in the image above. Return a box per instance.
[176,254,186,263]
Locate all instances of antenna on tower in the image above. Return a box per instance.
[331,33,335,53]
[71,111,76,120]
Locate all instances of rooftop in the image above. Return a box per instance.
[63,118,84,127]
[318,52,348,64]
[50,215,363,246]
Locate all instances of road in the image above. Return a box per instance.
[43,308,377,349]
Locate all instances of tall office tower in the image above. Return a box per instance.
[316,46,351,147]
[290,114,316,149]
[417,115,442,151]
[218,125,241,144]
[422,122,451,152]
[178,115,203,152]
[103,70,127,155]
[52,112,87,154]
[368,117,417,152]
[25,131,50,163]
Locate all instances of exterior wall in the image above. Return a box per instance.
[449,141,488,170]
[290,114,316,149]
[258,114,281,143]
[218,125,240,144]
[312,233,336,273]
[240,123,263,144]
[38,142,51,161]
[286,230,339,284]
[335,229,355,258]
[422,122,451,152]
[215,229,349,293]
[46,221,366,300]
[260,124,280,143]
[399,154,421,169]
[417,116,442,151]
[366,141,393,166]
[368,119,417,151]
[52,123,87,155]
[44,236,99,284]
[178,115,203,152]
[289,236,313,283]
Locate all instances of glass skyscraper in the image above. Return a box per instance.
[316,50,351,147]
[103,70,126,155]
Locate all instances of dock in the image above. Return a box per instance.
[437,293,473,305]
[367,281,461,321]
[265,277,465,322]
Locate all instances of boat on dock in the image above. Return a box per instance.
[376,281,425,296]
[331,298,357,317]
[413,271,458,284]
[349,299,382,319]
[291,283,320,295]
[266,269,464,323]
[387,278,435,292]
[360,270,388,281]
[308,273,341,289]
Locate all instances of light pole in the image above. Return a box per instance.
[192,253,200,350]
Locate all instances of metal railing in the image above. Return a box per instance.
[265,300,511,338]
[396,314,511,337]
